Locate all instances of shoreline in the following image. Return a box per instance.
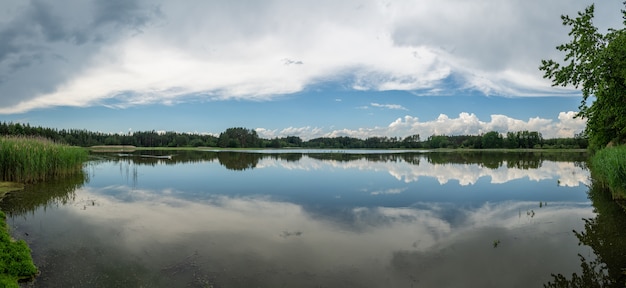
[89,145,589,153]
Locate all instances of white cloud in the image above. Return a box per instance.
[256,126,326,140]
[0,0,623,113]
[369,187,408,196]
[370,103,408,111]
[300,111,584,140]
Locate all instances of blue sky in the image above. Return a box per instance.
[0,0,623,140]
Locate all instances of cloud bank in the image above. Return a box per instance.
[256,111,586,140]
[0,0,623,113]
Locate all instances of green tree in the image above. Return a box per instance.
[540,4,626,150]
[218,127,261,148]
[481,131,503,148]
[402,134,421,148]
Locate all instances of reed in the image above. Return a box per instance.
[590,145,626,199]
[0,136,88,183]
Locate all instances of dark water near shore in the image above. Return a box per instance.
[1,150,614,287]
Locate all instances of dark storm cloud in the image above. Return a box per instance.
[28,0,68,42]
[0,0,161,107]
[92,0,161,33]
[390,0,625,73]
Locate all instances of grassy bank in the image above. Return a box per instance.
[0,211,38,287]
[0,136,88,183]
[0,136,87,286]
[590,145,626,199]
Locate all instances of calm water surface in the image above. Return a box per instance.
[2,151,595,287]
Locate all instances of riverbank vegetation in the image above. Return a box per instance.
[0,211,38,287]
[0,137,87,286]
[1,122,588,150]
[540,4,626,285]
[590,145,626,200]
[541,2,626,200]
[0,136,88,183]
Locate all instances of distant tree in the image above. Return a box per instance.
[269,138,282,148]
[283,136,302,147]
[426,135,451,149]
[481,131,503,148]
[402,134,421,148]
[218,127,260,148]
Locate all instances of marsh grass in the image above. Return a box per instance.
[591,145,626,199]
[0,136,88,183]
[0,137,86,286]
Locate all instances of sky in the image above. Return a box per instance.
[0,0,624,140]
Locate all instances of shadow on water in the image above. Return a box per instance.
[544,180,626,287]
[92,150,588,171]
[216,152,260,171]
[424,150,588,169]
[0,171,88,216]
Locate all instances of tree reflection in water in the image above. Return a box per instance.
[544,181,626,287]
[0,171,88,216]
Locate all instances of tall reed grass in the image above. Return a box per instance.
[590,145,626,199]
[0,136,88,183]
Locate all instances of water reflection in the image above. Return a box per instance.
[264,155,589,187]
[93,150,589,187]
[0,171,87,216]
[16,186,594,287]
[545,180,626,287]
[217,152,261,170]
[5,150,617,287]
[93,150,586,168]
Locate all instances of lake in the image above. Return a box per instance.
[0,150,604,287]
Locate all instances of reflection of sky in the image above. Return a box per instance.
[12,155,595,287]
[88,155,591,210]
[260,156,589,187]
[15,185,594,287]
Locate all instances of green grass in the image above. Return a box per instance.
[0,211,38,286]
[590,145,626,199]
[0,137,87,286]
[0,136,88,183]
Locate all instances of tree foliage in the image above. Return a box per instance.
[540,3,626,150]
[217,127,260,148]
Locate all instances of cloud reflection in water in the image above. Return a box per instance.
[51,182,593,287]
[257,156,589,187]
[11,152,593,287]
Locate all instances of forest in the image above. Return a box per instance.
[0,122,587,149]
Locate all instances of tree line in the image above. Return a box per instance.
[0,122,587,149]
[0,122,219,148]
